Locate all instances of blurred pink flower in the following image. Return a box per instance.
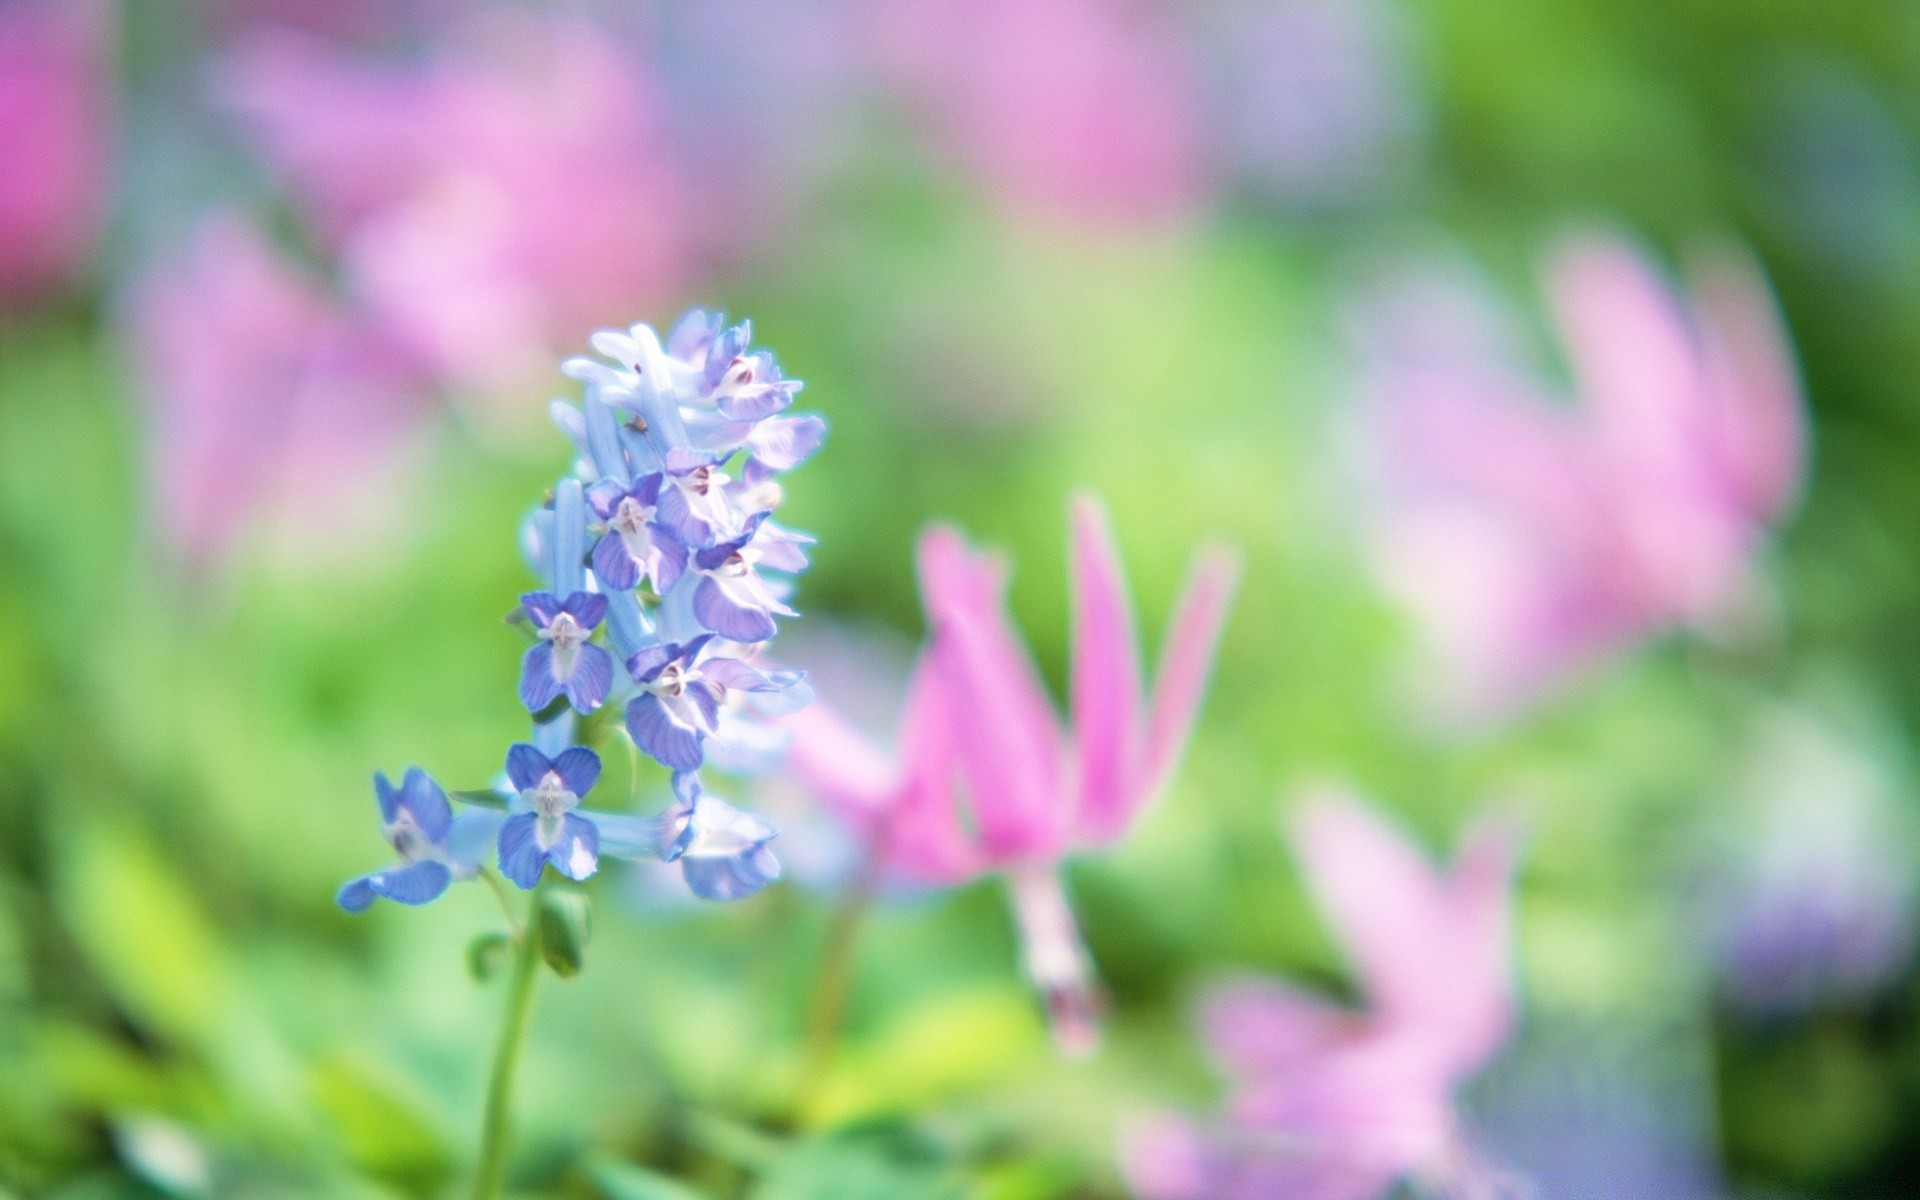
[129,214,425,566]
[1122,790,1520,1200]
[218,12,697,400]
[0,0,112,304]
[1356,234,1807,722]
[869,0,1207,225]
[786,497,1238,1051]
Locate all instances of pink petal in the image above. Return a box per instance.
[780,702,897,833]
[1546,233,1746,622]
[1286,788,1457,1028]
[1068,495,1146,845]
[883,654,990,884]
[1688,242,1807,523]
[1286,788,1517,1080]
[916,525,1067,861]
[1140,543,1241,795]
[1197,975,1353,1079]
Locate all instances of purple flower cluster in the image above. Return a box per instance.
[340,310,820,908]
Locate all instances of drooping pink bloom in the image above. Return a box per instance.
[0,0,112,304]
[786,497,1239,1051]
[129,213,426,567]
[1122,789,1520,1200]
[1356,233,1807,722]
[217,12,697,402]
[867,0,1208,225]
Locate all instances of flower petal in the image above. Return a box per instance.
[748,414,825,471]
[336,874,378,912]
[1140,544,1240,796]
[395,767,453,841]
[682,843,781,901]
[520,642,562,712]
[916,525,1065,858]
[563,591,608,629]
[545,813,601,881]
[520,591,562,630]
[1068,496,1146,846]
[564,644,614,713]
[373,771,400,824]
[505,743,553,793]
[694,576,778,642]
[626,693,705,771]
[366,859,452,906]
[592,531,640,590]
[550,746,601,798]
[497,812,546,889]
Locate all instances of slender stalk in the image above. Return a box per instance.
[794,834,886,1114]
[471,881,545,1200]
[477,867,524,938]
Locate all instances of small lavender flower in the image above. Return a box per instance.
[518,592,616,714]
[693,512,796,643]
[497,744,603,888]
[655,451,738,548]
[586,474,687,593]
[338,769,501,909]
[624,636,809,771]
[625,637,724,770]
[657,772,783,901]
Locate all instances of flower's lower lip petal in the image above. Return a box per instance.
[655,485,715,547]
[520,642,563,713]
[592,532,640,590]
[367,860,454,906]
[336,874,379,912]
[625,693,705,771]
[548,815,601,881]
[681,843,781,901]
[497,813,547,889]
[564,645,615,713]
[693,577,777,642]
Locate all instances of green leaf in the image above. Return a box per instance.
[452,789,511,810]
[308,1054,453,1195]
[749,1121,963,1200]
[588,1159,713,1200]
[536,889,592,979]
[53,820,230,1048]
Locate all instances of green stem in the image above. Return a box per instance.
[794,834,885,1115]
[478,867,524,938]
[471,881,544,1200]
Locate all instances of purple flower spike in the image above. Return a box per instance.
[498,743,604,888]
[519,590,615,714]
[587,474,688,593]
[692,514,795,643]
